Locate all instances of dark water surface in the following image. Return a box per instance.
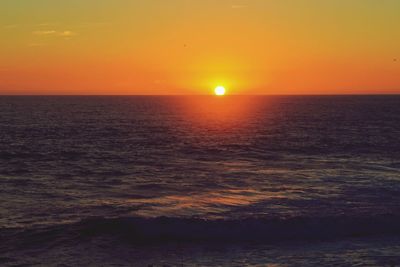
[1,96,400,266]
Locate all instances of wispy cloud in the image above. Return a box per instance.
[59,30,76,37]
[32,29,77,38]
[32,30,57,35]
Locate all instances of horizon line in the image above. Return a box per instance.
[0,93,400,97]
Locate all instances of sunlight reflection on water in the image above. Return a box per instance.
[129,188,288,218]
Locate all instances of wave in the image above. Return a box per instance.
[1,214,400,250]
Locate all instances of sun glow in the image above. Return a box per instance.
[214,86,226,96]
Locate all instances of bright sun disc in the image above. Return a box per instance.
[214,86,226,96]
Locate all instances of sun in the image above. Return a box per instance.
[214,86,226,96]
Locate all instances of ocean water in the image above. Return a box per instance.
[1,96,400,266]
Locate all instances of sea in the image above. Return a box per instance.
[1,96,400,266]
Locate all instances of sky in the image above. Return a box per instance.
[0,0,399,95]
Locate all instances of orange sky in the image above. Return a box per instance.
[0,0,399,95]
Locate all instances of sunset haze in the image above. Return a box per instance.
[1,0,399,95]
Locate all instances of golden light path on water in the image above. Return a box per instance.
[99,96,311,219]
[127,188,289,219]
